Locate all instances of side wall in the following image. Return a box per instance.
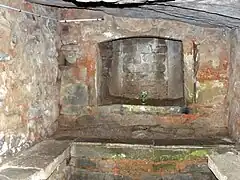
[58,9,230,139]
[0,1,60,161]
[228,29,240,141]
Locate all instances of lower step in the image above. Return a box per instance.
[70,169,216,180]
[69,143,221,180]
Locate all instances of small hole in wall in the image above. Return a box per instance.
[180,106,192,114]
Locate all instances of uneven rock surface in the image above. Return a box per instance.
[0,0,60,162]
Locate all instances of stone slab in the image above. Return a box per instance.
[208,151,240,180]
[0,168,39,180]
[0,140,71,180]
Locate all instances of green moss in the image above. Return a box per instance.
[152,163,176,171]
[189,149,208,157]
[88,146,210,162]
[151,149,209,162]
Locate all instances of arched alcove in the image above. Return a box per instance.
[97,36,185,106]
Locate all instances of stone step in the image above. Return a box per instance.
[69,142,227,180]
[208,150,240,180]
[0,140,71,180]
[70,169,131,180]
[70,168,217,180]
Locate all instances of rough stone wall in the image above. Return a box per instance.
[228,28,240,141]
[0,0,60,161]
[59,9,230,139]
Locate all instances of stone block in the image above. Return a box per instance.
[62,83,88,106]
[2,140,71,180]
[208,152,240,180]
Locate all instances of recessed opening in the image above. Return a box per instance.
[97,36,185,106]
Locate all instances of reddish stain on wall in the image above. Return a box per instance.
[197,68,227,82]
[155,114,200,125]
[76,53,96,85]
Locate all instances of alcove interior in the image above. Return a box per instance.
[97,36,185,107]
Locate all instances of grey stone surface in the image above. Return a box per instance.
[0,140,71,180]
[227,29,240,141]
[62,84,88,106]
[0,168,39,180]
[98,105,182,115]
[208,151,240,180]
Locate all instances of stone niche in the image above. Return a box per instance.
[98,36,185,106]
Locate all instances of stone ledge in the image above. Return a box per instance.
[98,105,183,115]
[208,151,240,180]
[0,140,71,180]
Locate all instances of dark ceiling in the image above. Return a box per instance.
[26,0,240,28]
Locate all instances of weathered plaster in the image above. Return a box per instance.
[0,0,60,162]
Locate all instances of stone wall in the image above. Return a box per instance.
[228,28,240,141]
[0,0,60,161]
[58,9,230,139]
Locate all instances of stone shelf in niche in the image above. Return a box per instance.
[98,104,184,115]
